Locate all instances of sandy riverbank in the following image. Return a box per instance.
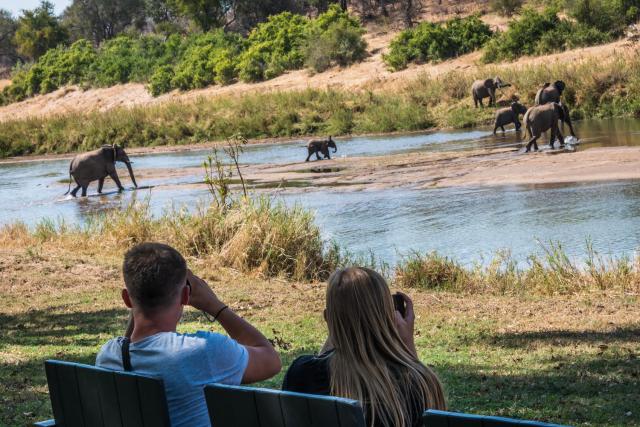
[102,145,640,193]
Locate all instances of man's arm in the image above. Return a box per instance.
[187,270,281,383]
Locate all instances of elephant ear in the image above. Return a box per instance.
[555,80,565,92]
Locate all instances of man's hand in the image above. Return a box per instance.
[393,292,417,356]
[186,270,225,314]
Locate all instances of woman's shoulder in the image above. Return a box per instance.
[282,351,332,395]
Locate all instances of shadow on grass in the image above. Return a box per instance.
[0,307,130,349]
[484,326,640,348]
[437,352,640,426]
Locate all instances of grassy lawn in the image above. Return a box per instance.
[1,246,638,426]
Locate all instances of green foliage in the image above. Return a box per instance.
[13,1,68,60]
[304,5,367,72]
[238,12,310,82]
[566,0,640,34]
[482,7,611,63]
[1,7,367,102]
[384,15,493,71]
[170,30,245,90]
[90,35,167,86]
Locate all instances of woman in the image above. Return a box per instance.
[282,267,446,427]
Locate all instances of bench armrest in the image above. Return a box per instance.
[33,420,56,426]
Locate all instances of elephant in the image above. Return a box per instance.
[471,77,511,108]
[493,101,528,134]
[534,80,566,105]
[65,144,138,197]
[522,102,576,152]
[305,136,337,162]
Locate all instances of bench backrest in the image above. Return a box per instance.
[44,359,170,427]
[424,409,570,427]
[205,383,366,427]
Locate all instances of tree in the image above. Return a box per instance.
[62,0,146,45]
[0,9,19,66]
[169,0,228,31]
[13,1,68,60]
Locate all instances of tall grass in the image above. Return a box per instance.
[1,53,639,158]
[394,242,640,295]
[0,198,343,282]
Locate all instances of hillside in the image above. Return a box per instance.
[1,31,635,123]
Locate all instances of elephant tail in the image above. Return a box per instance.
[63,162,72,195]
[522,108,532,138]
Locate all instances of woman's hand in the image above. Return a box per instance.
[394,292,417,356]
[186,269,225,314]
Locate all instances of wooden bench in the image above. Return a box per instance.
[34,360,170,427]
[204,384,570,427]
[35,360,569,427]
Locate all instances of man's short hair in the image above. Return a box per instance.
[123,242,187,311]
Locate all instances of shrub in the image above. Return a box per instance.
[238,12,310,82]
[304,6,367,72]
[170,31,245,91]
[566,0,640,34]
[384,15,492,71]
[482,7,611,62]
[149,65,174,96]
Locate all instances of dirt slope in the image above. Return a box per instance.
[0,19,635,123]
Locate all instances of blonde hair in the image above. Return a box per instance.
[326,267,446,427]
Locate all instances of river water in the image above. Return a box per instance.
[1,118,640,265]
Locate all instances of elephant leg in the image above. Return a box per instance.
[315,151,321,161]
[109,171,124,191]
[556,126,565,147]
[478,98,484,108]
[70,185,81,197]
[501,125,506,133]
[97,178,105,194]
[81,185,88,197]
[493,125,497,135]
[525,136,539,152]
[514,120,521,131]
[305,151,311,162]
[549,127,557,148]
[473,96,478,108]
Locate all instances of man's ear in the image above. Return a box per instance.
[180,284,190,306]
[122,288,133,308]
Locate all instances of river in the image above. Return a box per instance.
[1,117,640,265]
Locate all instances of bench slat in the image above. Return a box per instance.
[95,370,123,427]
[76,366,106,427]
[55,362,85,427]
[44,363,65,427]
[204,383,260,427]
[115,373,144,427]
[254,388,286,427]
[280,392,312,427]
[137,375,171,427]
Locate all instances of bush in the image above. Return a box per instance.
[170,31,245,90]
[566,0,640,34]
[305,6,367,72]
[384,15,492,71]
[149,65,174,96]
[482,7,612,62]
[237,12,310,82]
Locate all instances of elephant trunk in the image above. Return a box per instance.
[125,161,138,188]
[333,146,338,153]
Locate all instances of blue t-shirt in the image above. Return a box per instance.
[96,331,248,427]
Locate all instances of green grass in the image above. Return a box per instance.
[2,53,640,158]
[0,245,638,426]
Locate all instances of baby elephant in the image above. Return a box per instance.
[305,136,337,162]
[493,102,528,134]
[522,102,576,152]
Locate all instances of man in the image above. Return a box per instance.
[96,242,281,427]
